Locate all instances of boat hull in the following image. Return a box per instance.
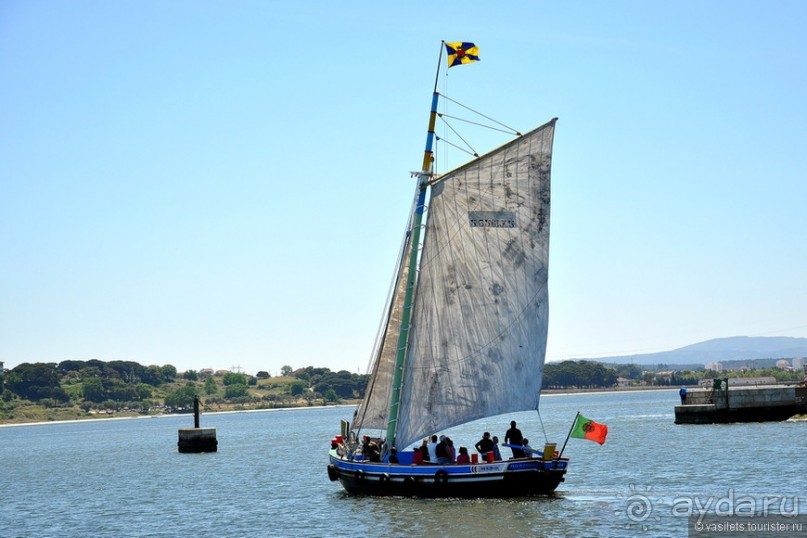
[328,455,567,498]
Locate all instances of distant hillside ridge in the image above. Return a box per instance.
[567,336,807,367]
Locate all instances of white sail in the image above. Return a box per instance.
[392,120,556,450]
[351,228,413,431]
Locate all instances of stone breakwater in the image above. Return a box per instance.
[675,383,806,424]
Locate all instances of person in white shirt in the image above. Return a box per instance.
[427,434,438,462]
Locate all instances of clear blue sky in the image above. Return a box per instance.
[2,1,806,375]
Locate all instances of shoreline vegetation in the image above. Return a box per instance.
[1,359,802,426]
[0,402,360,428]
[3,385,805,427]
[0,386,679,428]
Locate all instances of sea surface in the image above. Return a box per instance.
[1,390,804,538]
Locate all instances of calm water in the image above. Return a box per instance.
[1,390,804,537]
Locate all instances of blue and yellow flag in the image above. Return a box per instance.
[445,42,480,68]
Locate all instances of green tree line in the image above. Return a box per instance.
[542,360,802,389]
[3,358,798,419]
[543,360,618,388]
[0,360,371,419]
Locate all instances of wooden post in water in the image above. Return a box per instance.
[178,396,217,453]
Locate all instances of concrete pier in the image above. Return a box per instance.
[178,427,218,453]
[675,382,806,424]
[177,396,218,453]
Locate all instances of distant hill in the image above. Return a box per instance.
[573,336,807,367]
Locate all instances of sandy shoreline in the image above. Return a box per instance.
[0,403,357,429]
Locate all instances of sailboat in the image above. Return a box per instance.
[327,42,567,497]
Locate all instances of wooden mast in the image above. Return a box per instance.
[384,42,445,450]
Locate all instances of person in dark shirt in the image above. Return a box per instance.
[475,431,494,458]
[420,439,431,462]
[388,448,399,464]
[362,438,381,462]
[435,435,450,463]
[505,420,524,458]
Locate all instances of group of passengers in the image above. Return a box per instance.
[407,420,532,465]
[358,420,536,464]
[411,434,452,464]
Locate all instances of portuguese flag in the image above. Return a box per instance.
[571,414,608,445]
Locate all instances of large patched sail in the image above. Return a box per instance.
[393,120,556,450]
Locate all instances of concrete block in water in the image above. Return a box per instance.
[674,385,803,424]
[178,427,218,453]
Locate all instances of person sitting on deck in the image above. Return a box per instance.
[492,436,502,461]
[521,438,534,458]
[412,445,424,465]
[388,448,399,464]
[435,435,450,464]
[362,438,381,462]
[475,431,495,458]
[446,437,456,463]
[420,439,431,462]
[455,446,470,464]
[427,434,438,462]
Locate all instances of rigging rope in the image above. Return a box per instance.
[536,408,549,444]
[437,116,479,156]
[434,135,476,157]
[438,113,518,135]
[437,92,521,135]
[433,87,521,176]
